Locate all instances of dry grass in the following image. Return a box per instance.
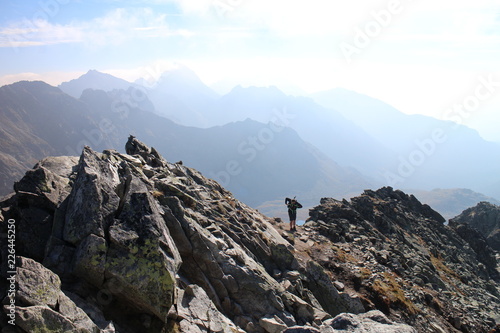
[372,272,419,315]
[430,254,464,295]
[151,190,164,198]
[333,246,357,263]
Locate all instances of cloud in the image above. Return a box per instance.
[0,7,187,48]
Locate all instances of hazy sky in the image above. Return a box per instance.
[1,0,500,141]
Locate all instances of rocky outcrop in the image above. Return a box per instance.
[14,256,108,333]
[1,138,499,332]
[450,201,500,251]
[0,137,363,332]
[300,188,500,332]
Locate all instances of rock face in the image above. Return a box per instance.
[1,138,499,333]
[450,201,500,251]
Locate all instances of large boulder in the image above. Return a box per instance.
[320,310,417,332]
[13,257,105,333]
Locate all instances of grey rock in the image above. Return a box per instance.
[259,315,287,333]
[63,147,121,245]
[324,310,417,332]
[176,285,244,333]
[14,257,100,332]
[451,201,500,251]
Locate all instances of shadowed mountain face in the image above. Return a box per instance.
[0,81,370,211]
[205,85,394,181]
[0,138,498,332]
[0,81,116,195]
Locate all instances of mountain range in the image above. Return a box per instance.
[1,66,500,220]
[0,80,369,220]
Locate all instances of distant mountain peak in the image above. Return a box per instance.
[58,70,134,98]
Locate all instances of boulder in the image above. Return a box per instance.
[322,310,417,332]
[14,257,100,332]
[176,285,244,333]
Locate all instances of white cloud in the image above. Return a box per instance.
[0,7,187,48]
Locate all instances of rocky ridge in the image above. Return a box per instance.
[0,137,416,333]
[287,188,500,332]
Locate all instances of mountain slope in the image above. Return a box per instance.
[0,81,116,196]
[302,187,500,331]
[208,85,394,180]
[0,138,412,332]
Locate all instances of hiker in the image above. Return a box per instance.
[285,197,302,231]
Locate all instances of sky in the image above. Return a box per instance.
[1,0,500,141]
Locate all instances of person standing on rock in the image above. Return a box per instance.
[285,197,302,232]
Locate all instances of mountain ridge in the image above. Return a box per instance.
[0,81,370,218]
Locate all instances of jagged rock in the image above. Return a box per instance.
[448,221,499,279]
[450,201,500,251]
[63,146,121,245]
[8,156,78,261]
[13,257,101,333]
[306,261,364,316]
[125,135,166,167]
[1,140,327,332]
[259,315,288,333]
[176,285,243,333]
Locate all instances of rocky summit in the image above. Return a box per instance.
[1,137,499,333]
